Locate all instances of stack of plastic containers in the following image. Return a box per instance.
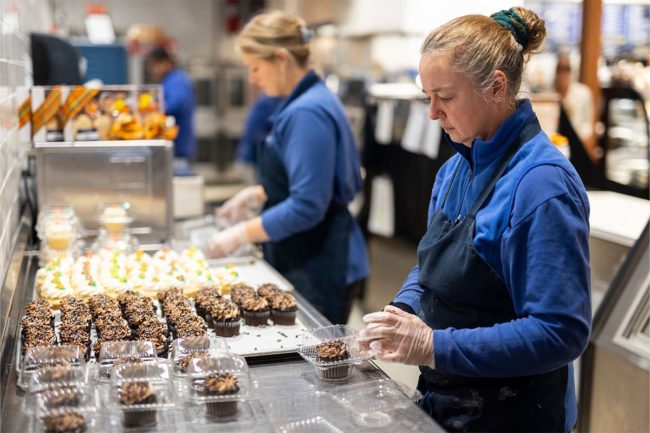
[92,203,138,256]
[36,205,83,266]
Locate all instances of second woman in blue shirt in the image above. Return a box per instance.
[207,11,369,325]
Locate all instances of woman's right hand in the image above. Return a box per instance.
[360,305,434,367]
[217,185,267,226]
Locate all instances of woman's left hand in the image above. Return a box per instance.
[360,306,434,366]
[205,223,248,258]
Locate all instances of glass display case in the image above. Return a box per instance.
[599,87,649,199]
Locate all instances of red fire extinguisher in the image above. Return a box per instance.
[225,0,241,34]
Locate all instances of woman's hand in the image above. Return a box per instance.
[360,305,434,367]
[205,223,249,258]
[217,185,267,226]
[205,217,270,259]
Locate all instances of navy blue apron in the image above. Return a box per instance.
[257,73,351,325]
[416,121,568,432]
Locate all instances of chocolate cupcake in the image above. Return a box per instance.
[204,372,239,418]
[270,293,298,325]
[316,339,351,380]
[42,411,86,433]
[257,283,282,301]
[178,351,210,373]
[240,296,270,327]
[209,299,241,337]
[230,284,256,306]
[119,381,157,427]
[194,288,221,318]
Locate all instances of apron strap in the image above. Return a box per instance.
[468,121,541,218]
[439,158,463,209]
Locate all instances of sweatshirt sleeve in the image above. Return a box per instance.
[261,109,336,241]
[433,165,592,377]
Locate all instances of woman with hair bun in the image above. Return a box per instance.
[207,11,368,325]
[361,7,591,432]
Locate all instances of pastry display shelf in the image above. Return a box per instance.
[1,226,443,432]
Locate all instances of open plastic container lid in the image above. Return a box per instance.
[184,353,251,403]
[19,345,86,390]
[25,384,99,416]
[28,365,90,392]
[169,336,230,377]
[298,325,373,367]
[96,340,157,382]
[109,360,176,411]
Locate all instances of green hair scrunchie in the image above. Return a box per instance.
[491,8,529,49]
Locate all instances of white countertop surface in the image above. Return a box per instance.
[587,191,650,247]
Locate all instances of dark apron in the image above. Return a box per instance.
[416,122,568,432]
[257,74,351,325]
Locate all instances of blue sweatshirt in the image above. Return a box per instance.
[393,100,591,432]
[162,69,196,158]
[261,71,369,285]
[237,95,283,164]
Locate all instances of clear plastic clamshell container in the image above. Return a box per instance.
[298,325,373,382]
[278,416,344,433]
[263,390,350,432]
[22,366,93,416]
[33,405,101,433]
[169,336,229,377]
[181,353,252,423]
[29,365,90,392]
[108,361,176,430]
[96,340,158,382]
[331,379,414,430]
[18,345,86,390]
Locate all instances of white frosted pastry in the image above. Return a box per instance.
[36,254,74,289]
[127,249,152,273]
[213,266,241,296]
[40,272,74,307]
[73,277,103,298]
[152,245,179,269]
[178,246,208,272]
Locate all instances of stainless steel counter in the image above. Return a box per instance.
[0,230,443,432]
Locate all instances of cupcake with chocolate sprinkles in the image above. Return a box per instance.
[119,381,157,427]
[204,372,239,418]
[316,339,351,380]
[230,284,255,306]
[42,411,86,433]
[240,296,270,327]
[209,299,241,337]
[270,292,298,325]
[256,283,282,301]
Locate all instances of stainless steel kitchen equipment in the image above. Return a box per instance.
[35,139,173,244]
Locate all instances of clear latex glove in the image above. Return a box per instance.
[205,222,249,258]
[216,185,267,226]
[360,305,434,367]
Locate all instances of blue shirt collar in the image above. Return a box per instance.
[275,70,321,115]
[446,99,537,169]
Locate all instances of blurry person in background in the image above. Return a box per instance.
[206,11,369,325]
[360,7,591,432]
[554,54,596,159]
[147,47,196,175]
[235,93,283,184]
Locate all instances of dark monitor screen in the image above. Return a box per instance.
[31,32,82,85]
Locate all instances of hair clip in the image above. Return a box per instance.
[299,26,315,44]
